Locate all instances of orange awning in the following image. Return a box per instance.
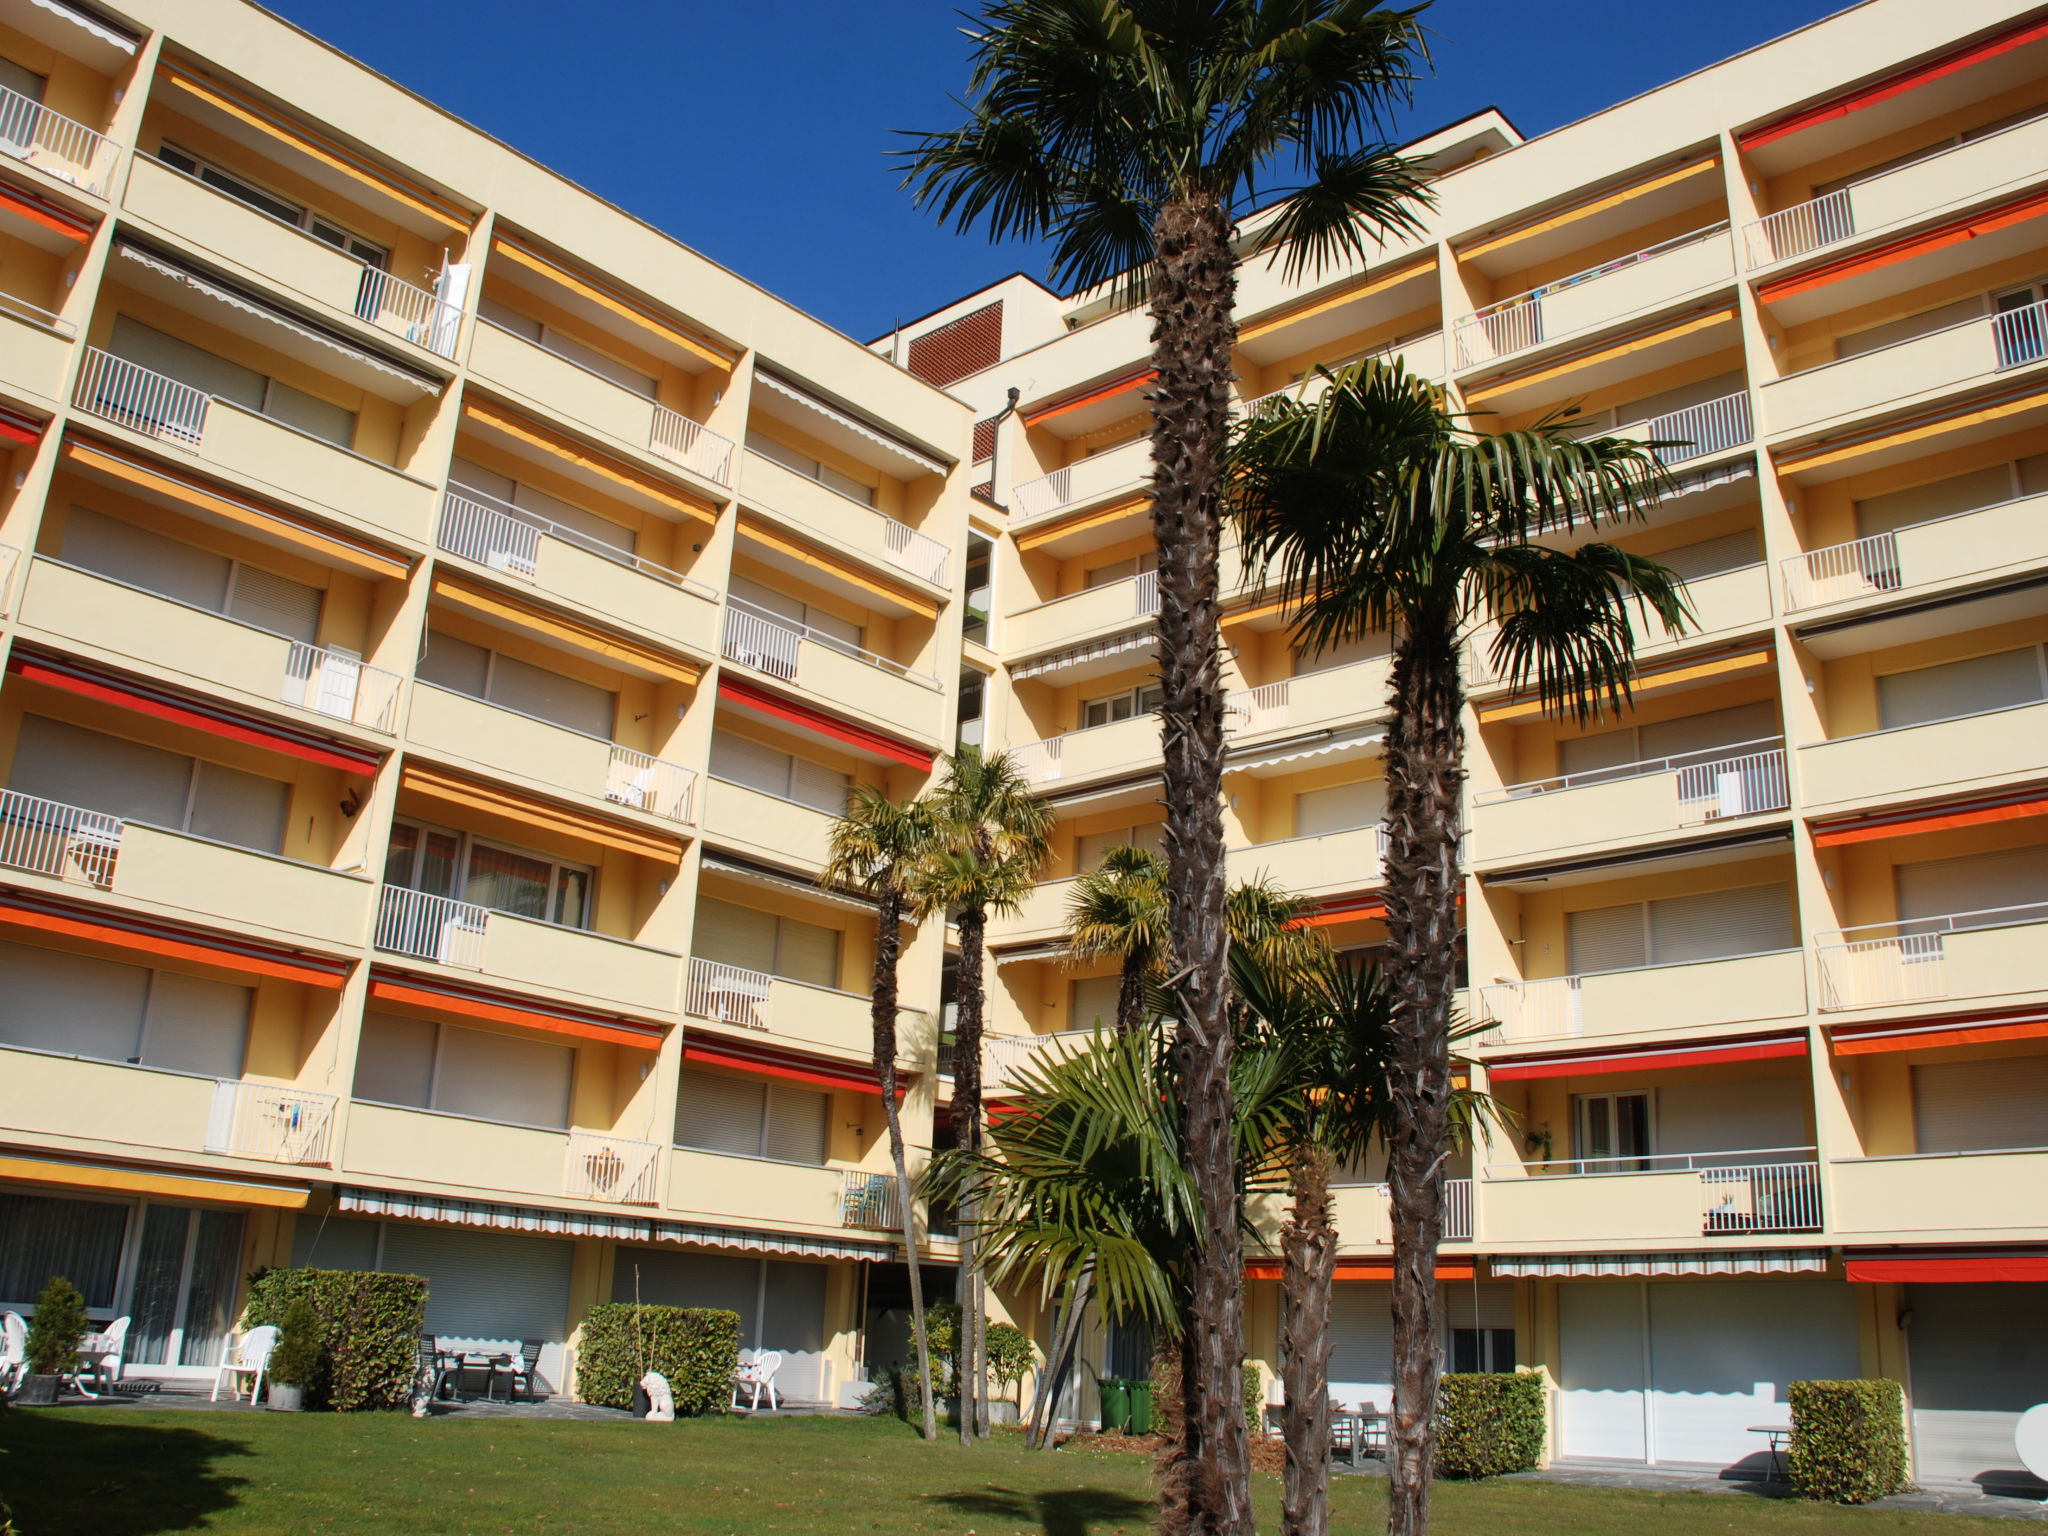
[1463,306,1737,406]
[1024,368,1157,429]
[429,574,703,685]
[369,972,666,1048]
[0,1154,308,1209]
[399,761,682,864]
[1831,1010,2048,1057]
[1458,159,1719,263]
[1477,647,1774,723]
[735,515,939,618]
[1776,379,2048,475]
[0,891,351,988]
[460,399,719,522]
[491,235,733,369]
[1812,787,2048,847]
[1760,187,2048,306]
[1245,1259,1477,1282]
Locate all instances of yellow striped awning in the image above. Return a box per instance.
[1238,253,1438,345]
[1013,494,1149,553]
[1477,646,1774,722]
[1457,157,1720,264]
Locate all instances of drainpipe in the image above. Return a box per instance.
[987,385,1022,508]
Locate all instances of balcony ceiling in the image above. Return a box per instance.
[1455,153,1722,280]
[1236,259,1438,367]
[1464,306,1741,418]
[1479,825,1792,889]
[1779,390,2048,487]
[1765,213,2048,328]
[12,0,137,73]
[1792,571,2048,659]
[455,410,683,521]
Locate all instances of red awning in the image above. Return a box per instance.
[684,1037,897,1097]
[1759,187,2048,305]
[1739,14,2048,151]
[1846,1253,2048,1284]
[0,407,44,447]
[1023,368,1157,430]
[368,973,666,1049]
[8,652,382,774]
[1486,1034,1809,1083]
[1813,787,2048,847]
[1245,1259,1477,1282]
[0,181,95,242]
[0,891,350,987]
[1830,1009,2048,1056]
[716,675,932,771]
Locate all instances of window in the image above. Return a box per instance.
[1572,1091,1652,1170]
[745,429,876,506]
[0,1193,128,1309]
[956,669,987,748]
[385,818,593,929]
[9,714,290,854]
[1295,779,1384,837]
[1082,682,1162,729]
[417,630,617,739]
[62,505,324,642]
[674,1067,829,1163]
[728,575,863,653]
[963,536,992,645]
[447,457,636,555]
[691,897,840,988]
[708,731,849,814]
[352,1011,573,1129]
[156,142,387,267]
[1558,701,1778,781]
[1084,551,1156,588]
[1451,1329,1516,1373]
[0,938,250,1078]
[1566,883,1796,974]
[1853,453,2048,538]
[478,296,657,399]
[108,316,357,448]
[1876,648,2046,731]
[1070,974,1124,1031]
[1076,823,1165,868]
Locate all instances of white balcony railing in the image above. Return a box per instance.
[1470,976,1581,1042]
[685,956,772,1029]
[0,542,20,618]
[1993,297,2048,371]
[881,517,951,586]
[841,1170,903,1231]
[374,886,488,969]
[721,599,939,689]
[1814,901,2048,1010]
[1452,224,1730,367]
[1781,530,1900,611]
[1482,737,1788,823]
[1224,680,1291,737]
[205,1079,338,1165]
[439,485,717,602]
[1742,189,1853,267]
[1625,390,1752,465]
[1008,736,1063,783]
[1700,1159,1823,1234]
[650,406,736,487]
[1344,1179,1472,1242]
[0,82,115,194]
[562,1131,662,1205]
[73,348,209,443]
[1011,438,1151,522]
[0,788,122,886]
[605,745,697,823]
[353,266,463,359]
[282,642,403,733]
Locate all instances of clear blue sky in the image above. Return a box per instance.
[263,0,1846,343]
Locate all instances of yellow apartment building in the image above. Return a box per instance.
[0,0,2043,1490]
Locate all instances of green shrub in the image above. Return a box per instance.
[1788,1379,1908,1504]
[243,1267,426,1411]
[574,1304,740,1415]
[25,1276,89,1377]
[986,1322,1034,1399]
[267,1298,322,1388]
[1436,1372,1546,1478]
[924,1301,960,1398]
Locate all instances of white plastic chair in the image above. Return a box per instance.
[211,1325,279,1403]
[0,1311,25,1390]
[69,1316,130,1397]
[734,1349,783,1411]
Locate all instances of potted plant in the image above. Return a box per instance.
[265,1298,320,1412]
[985,1323,1034,1427]
[17,1277,89,1405]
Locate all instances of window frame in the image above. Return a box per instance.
[386,815,596,930]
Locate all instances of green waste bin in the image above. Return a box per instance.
[1126,1377,1154,1435]
[1098,1376,1132,1433]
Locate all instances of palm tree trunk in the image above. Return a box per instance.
[1114,953,1148,1038]
[1380,626,1465,1536]
[871,884,937,1442]
[1148,193,1250,1536]
[954,902,989,1447]
[1281,1146,1337,1536]
[1030,1268,1093,1449]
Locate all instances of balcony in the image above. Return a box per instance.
[0,793,375,944]
[1005,570,1158,657]
[984,1028,1097,1095]
[1828,1148,2048,1239]
[1011,438,1150,526]
[0,292,78,403]
[719,601,943,742]
[684,956,926,1065]
[406,685,696,827]
[739,451,949,588]
[1781,492,2048,613]
[1797,700,2048,813]
[1761,300,2048,439]
[1743,110,2048,269]
[205,1079,340,1165]
[666,1145,847,1228]
[1235,824,1385,901]
[1474,738,1789,864]
[699,779,831,868]
[1472,949,1808,1044]
[466,319,735,488]
[343,1101,664,1206]
[374,886,681,1017]
[840,1170,904,1231]
[1480,1150,1821,1246]
[1815,902,2048,1013]
[1612,391,1753,466]
[0,81,117,195]
[1330,1179,1473,1245]
[1453,225,1734,371]
[72,349,438,547]
[18,558,402,734]
[122,156,462,358]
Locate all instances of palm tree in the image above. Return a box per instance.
[912,746,1054,1443]
[902,11,1430,1522]
[824,786,942,1442]
[1231,358,1689,1536]
[1064,844,1168,1035]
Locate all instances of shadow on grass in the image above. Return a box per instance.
[0,1413,250,1536]
[934,1485,1153,1536]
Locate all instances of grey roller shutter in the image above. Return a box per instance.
[353,1012,436,1108]
[515,480,635,554]
[1855,465,2012,536]
[774,914,840,988]
[417,631,490,697]
[710,732,791,794]
[478,297,543,342]
[226,565,322,644]
[1445,1282,1516,1331]
[1648,883,1794,963]
[1560,728,1643,779]
[188,760,288,853]
[1913,1057,2048,1153]
[109,316,265,409]
[1878,649,2044,730]
[379,1224,572,1359]
[729,574,803,624]
[1569,903,1647,974]
[140,971,250,1078]
[1295,779,1383,836]
[1906,1281,2048,1489]
[1070,975,1122,1031]
[291,1213,379,1270]
[487,653,614,738]
[1614,369,1746,424]
[614,1247,760,1341]
[676,1067,768,1155]
[10,714,191,827]
[0,938,146,1061]
[692,898,778,974]
[433,1024,573,1129]
[1637,702,1778,760]
[762,1260,828,1351]
[449,457,516,502]
[261,380,354,447]
[1835,297,1980,360]
[762,1082,829,1165]
[62,506,229,611]
[1656,530,1761,582]
[1896,847,2048,927]
[1292,630,1390,674]
[788,757,850,815]
[1328,1282,1394,1405]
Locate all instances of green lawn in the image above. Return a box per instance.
[0,1408,2014,1536]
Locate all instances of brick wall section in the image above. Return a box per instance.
[907,301,1003,387]
[971,416,997,464]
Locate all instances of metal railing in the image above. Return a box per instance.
[1781,530,1902,611]
[685,956,772,1029]
[841,1170,903,1231]
[441,484,714,598]
[1742,188,1853,267]
[1700,1160,1823,1234]
[1224,680,1290,736]
[0,788,122,886]
[605,745,696,823]
[985,1029,1096,1092]
[1484,735,1785,803]
[1351,1179,1471,1243]
[1470,976,1581,1042]
[562,1131,662,1205]
[0,542,18,618]
[0,82,114,194]
[881,518,951,586]
[282,642,402,733]
[1494,1145,1818,1177]
[1675,746,1789,823]
[721,598,939,688]
[1453,224,1729,367]
[352,266,462,358]
[374,886,488,969]
[651,406,736,486]
[1814,901,2048,1010]
[1011,439,1150,522]
[1993,297,2048,371]
[0,289,76,334]
[73,348,210,443]
[1621,390,1752,465]
[1009,736,1063,783]
[205,1080,338,1165]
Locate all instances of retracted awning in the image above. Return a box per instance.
[0,890,352,989]
[755,371,946,478]
[994,942,1067,967]
[429,574,703,685]
[699,852,875,913]
[735,514,939,619]
[683,1035,897,1097]
[1488,1249,1829,1278]
[1228,729,1384,773]
[1245,1259,1476,1282]
[490,234,733,370]
[1828,1007,2048,1057]
[0,407,45,446]
[28,0,138,55]
[1011,628,1153,681]
[1813,785,2048,847]
[1486,1033,1809,1082]
[2,1153,306,1209]
[399,761,684,864]
[459,399,720,521]
[1760,187,2048,307]
[0,179,94,242]
[1843,1249,2048,1284]
[649,1221,894,1262]
[338,1187,653,1240]
[368,970,668,1048]
[1776,379,2048,478]
[715,675,933,771]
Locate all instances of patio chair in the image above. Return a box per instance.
[491,1340,545,1402]
[71,1316,130,1396]
[211,1324,279,1403]
[0,1311,25,1391]
[734,1349,783,1412]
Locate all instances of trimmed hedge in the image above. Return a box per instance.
[1788,1379,1909,1504]
[1437,1372,1547,1479]
[575,1303,741,1415]
[243,1267,426,1412]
